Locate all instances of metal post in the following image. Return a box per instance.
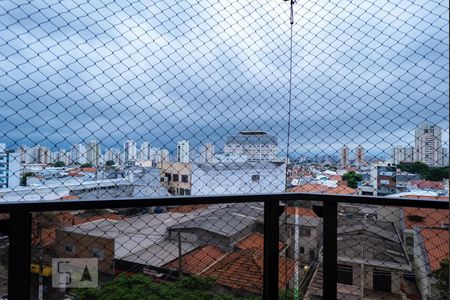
[9,211,32,300]
[263,200,279,300]
[323,200,337,300]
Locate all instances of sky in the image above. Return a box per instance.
[0,0,448,158]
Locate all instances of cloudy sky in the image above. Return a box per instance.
[0,0,448,158]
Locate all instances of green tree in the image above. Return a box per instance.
[342,171,363,189]
[76,275,259,300]
[431,259,449,300]
[80,163,93,168]
[20,172,34,186]
[105,160,115,166]
[397,162,449,181]
[53,161,65,167]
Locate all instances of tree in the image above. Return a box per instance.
[431,259,449,300]
[80,163,92,168]
[20,172,34,186]
[53,161,65,167]
[397,162,449,181]
[76,274,259,300]
[105,160,115,166]
[342,171,362,189]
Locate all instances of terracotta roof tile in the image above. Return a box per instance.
[234,232,284,252]
[404,207,448,229]
[400,195,449,201]
[419,227,449,272]
[289,184,356,195]
[167,205,209,213]
[409,180,444,189]
[290,184,330,193]
[203,249,295,294]
[285,207,317,217]
[163,245,227,275]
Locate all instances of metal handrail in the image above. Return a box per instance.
[2,193,448,300]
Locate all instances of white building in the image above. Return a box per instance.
[191,162,286,195]
[139,142,151,160]
[56,149,70,165]
[124,140,137,163]
[86,140,101,166]
[160,149,170,163]
[440,148,449,166]
[177,140,190,163]
[415,123,442,166]
[71,144,87,164]
[0,144,21,190]
[224,131,278,162]
[392,146,414,164]
[200,143,215,163]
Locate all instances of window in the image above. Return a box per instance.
[92,247,104,259]
[181,175,189,183]
[160,177,164,182]
[173,174,179,182]
[299,247,305,254]
[251,174,260,182]
[184,189,191,195]
[337,264,353,285]
[300,227,311,237]
[65,243,74,253]
[165,173,172,182]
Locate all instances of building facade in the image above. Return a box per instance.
[177,140,190,163]
[124,140,137,163]
[191,162,286,195]
[355,146,365,164]
[415,123,442,166]
[0,144,20,189]
[224,131,278,162]
[340,146,349,166]
[86,141,101,166]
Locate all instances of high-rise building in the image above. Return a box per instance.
[441,148,449,166]
[104,148,121,165]
[18,145,33,164]
[124,140,137,163]
[86,140,101,166]
[355,146,365,164]
[71,144,86,164]
[200,143,215,163]
[35,146,50,164]
[177,140,190,163]
[224,131,278,162]
[139,142,151,160]
[160,149,170,163]
[0,144,20,189]
[392,146,415,164]
[56,149,70,165]
[340,146,349,166]
[415,123,442,166]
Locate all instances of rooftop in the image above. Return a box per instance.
[403,207,448,229]
[417,227,449,272]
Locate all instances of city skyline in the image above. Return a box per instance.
[0,0,448,159]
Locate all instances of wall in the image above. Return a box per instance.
[54,230,115,274]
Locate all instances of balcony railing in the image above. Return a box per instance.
[0,193,447,300]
